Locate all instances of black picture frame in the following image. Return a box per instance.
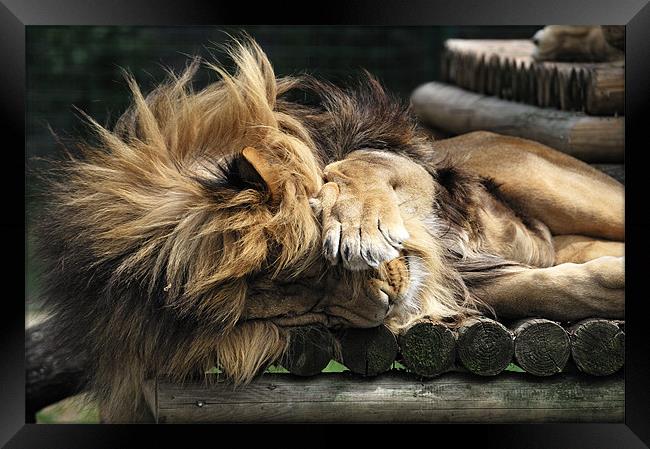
[5,0,650,446]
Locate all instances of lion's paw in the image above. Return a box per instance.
[312,180,408,271]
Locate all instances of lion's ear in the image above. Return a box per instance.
[241,146,281,202]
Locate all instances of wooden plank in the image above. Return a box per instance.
[148,371,623,423]
[443,39,624,116]
[411,81,624,163]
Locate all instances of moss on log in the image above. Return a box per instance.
[398,320,456,377]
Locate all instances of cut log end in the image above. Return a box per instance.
[457,317,514,376]
[281,325,334,377]
[338,325,398,376]
[441,39,623,116]
[398,320,456,377]
[513,318,571,376]
[569,319,625,376]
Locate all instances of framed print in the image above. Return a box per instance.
[5,0,650,447]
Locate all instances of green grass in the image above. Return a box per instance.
[36,394,99,424]
[505,363,525,373]
[206,360,524,375]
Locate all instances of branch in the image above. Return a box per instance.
[25,317,90,422]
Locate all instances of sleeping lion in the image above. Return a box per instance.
[34,38,624,422]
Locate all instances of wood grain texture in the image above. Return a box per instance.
[569,319,625,376]
[512,319,571,376]
[338,325,398,376]
[441,39,623,116]
[457,317,514,376]
[147,371,623,423]
[411,82,623,163]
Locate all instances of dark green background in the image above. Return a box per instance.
[26,26,542,162]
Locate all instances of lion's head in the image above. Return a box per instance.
[37,38,476,407]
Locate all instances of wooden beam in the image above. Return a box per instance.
[411,82,624,163]
[147,371,623,423]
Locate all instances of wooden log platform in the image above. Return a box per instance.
[282,317,624,379]
[411,81,624,163]
[441,39,624,116]
[144,371,624,423]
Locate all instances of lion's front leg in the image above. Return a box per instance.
[477,256,624,321]
[313,150,436,271]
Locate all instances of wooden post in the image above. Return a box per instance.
[281,325,334,376]
[456,317,514,376]
[569,319,625,376]
[411,81,624,163]
[398,319,456,377]
[337,325,398,376]
[512,318,571,376]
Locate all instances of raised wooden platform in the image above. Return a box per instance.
[144,371,624,423]
[441,39,624,116]
[144,317,625,423]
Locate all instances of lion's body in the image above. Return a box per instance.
[34,39,624,422]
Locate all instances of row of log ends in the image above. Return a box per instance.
[280,317,625,378]
[441,39,624,116]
